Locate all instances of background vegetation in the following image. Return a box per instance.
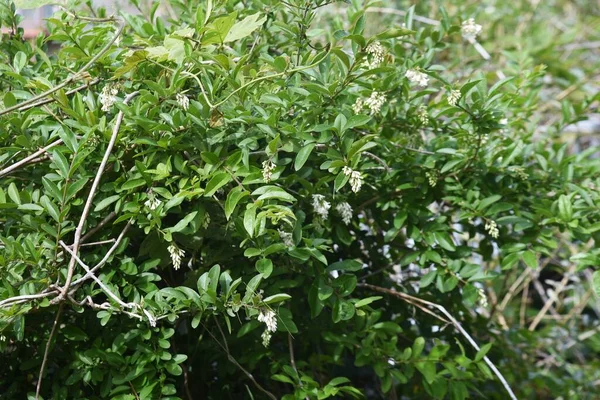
[0,0,599,399]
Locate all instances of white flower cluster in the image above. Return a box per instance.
[262,160,276,183]
[353,91,386,115]
[425,171,438,187]
[447,89,461,106]
[365,41,386,67]
[461,18,482,41]
[99,85,118,112]
[405,69,429,87]
[343,166,363,193]
[258,308,277,347]
[278,228,294,247]
[336,202,353,225]
[144,194,161,210]
[176,93,190,111]
[312,194,331,220]
[167,243,185,270]
[509,166,529,180]
[417,106,429,125]
[477,287,488,308]
[485,220,499,239]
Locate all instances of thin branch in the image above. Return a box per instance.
[529,263,577,331]
[59,241,136,311]
[35,303,64,399]
[0,291,57,309]
[69,221,132,290]
[19,79,100,112]
[359,283,518,400]
[80,211,117,243]
[364,151,391,173]
[60,92,139,298]
[0,19,124,117]
[0,139,63,178]
[210,318,277,400]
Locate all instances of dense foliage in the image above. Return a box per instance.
[1,0,599,398]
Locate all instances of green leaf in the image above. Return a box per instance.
[244,205,257,237]
[204,172,232,197]
[263,293,291,304]
[434,232,456,251]
[294,143,315,171]
[18,203,43,212]
[94,195,120,212]
[325,259,363,273]
[121,178,146,191]
[412,337,425,359]
[51,150,70,178]
[252,186,296,203]
[8,183,21,205]
[474,343,492,362]
[255,258,273,278]
[40,196,60,222]
[225,13,266,42]
[225,187,249,220]
[522,250,537,269]
[355,296,382,308]
[477,195,502,210]
[167,211,198,233]
[415,361,436,384]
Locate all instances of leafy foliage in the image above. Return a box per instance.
[1,0,599,398]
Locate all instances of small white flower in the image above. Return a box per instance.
[405,69,429,87]
[336,202,353,225]
[278,229,294,247]
[258,308,277,332]
[461,18,482,41]
[364,91,386,115]
[365,41,386,67]
[262,160,276,183]
[144,194,161,210]
[425,171,438,187]
[352,98,364,114]
[343,167,363,193]
[417,106,429,125]
[477,287,488,308]
[176,93,190,111]
[447,89,461,106]
[99,85,118,112]
[167,243,185,270]
[484,220,499,239]
[312,194,331,220]
[350,171,362,193]
[261,330,272,347]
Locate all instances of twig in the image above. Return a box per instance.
[359,283,518,400]
[364,151,391,173]
[0,139,63,178]
[60,92,139,298]
[528,263,577,331]
[0,292,57,308]
[0,19,124,117]
[19,79,100,112]
[80,211,117,243]
[59,241,136,311]
[69,221,132,290]
[210,318,277,400]
[35,303,64,399]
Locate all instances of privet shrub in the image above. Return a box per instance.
[1,0,600,398]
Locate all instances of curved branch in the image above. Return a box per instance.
[359,283,519,400]
[60,92,139,298]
